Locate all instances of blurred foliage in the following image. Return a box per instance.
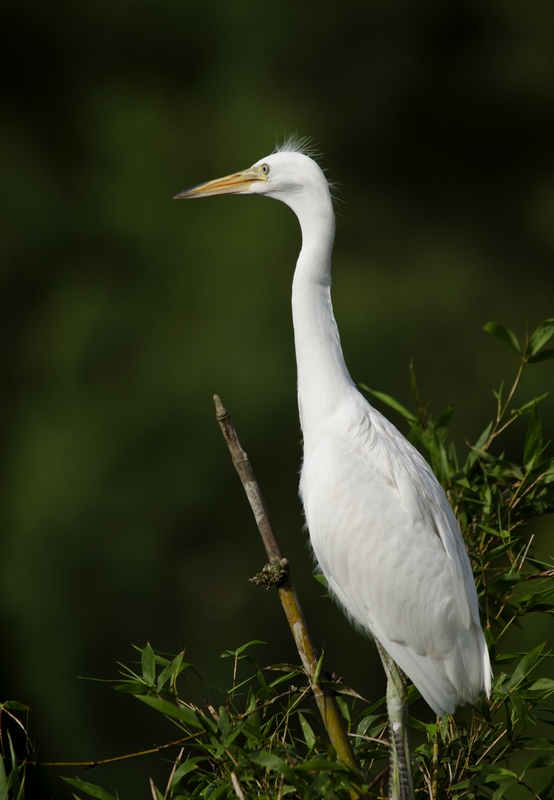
[1,320,554,798]
[1,0,554,797]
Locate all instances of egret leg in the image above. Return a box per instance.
[375,640,414,800]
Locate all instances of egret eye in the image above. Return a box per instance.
[261,163,270,175]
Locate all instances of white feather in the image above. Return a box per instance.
[177,146,492,717]
[258,149,491,716]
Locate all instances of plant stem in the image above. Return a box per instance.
[213,395,360,779]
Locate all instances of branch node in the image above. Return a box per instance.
[250,558,289,588]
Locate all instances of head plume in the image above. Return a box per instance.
[274,133,321,162]
[272,134,340,211]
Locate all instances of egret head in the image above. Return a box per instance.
[174,146,332,219]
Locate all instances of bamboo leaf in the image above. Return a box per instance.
[141,642,156,686]
[530,678,554,694]
[298,712,316,751]
[249,751,296,781]
[171,757,205,787]
[523,738,554,750]
[157,652,187,693]
[473,763,518,779]
[359,385,416,421]
[511,394,549,418]
[526,318,554,356]
[221,641,266,659]
[475,421,493,448]
[508,644,544,689]
[528,348,554,363]
[313,651,324,684]
[484,321,521,354]
[114,680,149,694]
[7,734,20,800]
[62,777,118,800]
[493,782,515,799]
[537,773,554,799]
[1,702,28,712]
[434,405,456,443]
[313,572,329,589]
[466,421,493,468]
[524,401,543,469]
[136,695,204,728]
[0,754,8,800]
[520,755,554,778]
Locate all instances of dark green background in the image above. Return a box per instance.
[1,1,553,796]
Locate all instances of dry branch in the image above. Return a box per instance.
[213,394,359,776]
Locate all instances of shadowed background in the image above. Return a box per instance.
[1,1,553,796]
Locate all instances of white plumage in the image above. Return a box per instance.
[175,139,492,716]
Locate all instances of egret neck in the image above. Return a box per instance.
[290,195,355,449]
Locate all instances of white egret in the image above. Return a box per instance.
[175,139,491,717]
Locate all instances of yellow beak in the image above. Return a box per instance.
[173,165,267,200]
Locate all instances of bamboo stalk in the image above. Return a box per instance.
[213,395,359,776]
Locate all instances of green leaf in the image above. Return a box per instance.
[487,540,519,560]
[217,706,232,741]
[434,405,455,443]
[220,640,266,659]
[484,321,521,354]
[466,421,493,467]
[313,572,329,589]
[509,644,544,689]
[151,785,164,800]
[171,757,205,787]
[475,421,493,449]
[157,652,187,693]
[140,642,156,686]
[473,763,518,781]
[136,695,204,728]
[409,716,440,737]
[452,764,517,791]
[359,385,416,421]
[1,702,28,712]
[524,401,543,469]
[249,751,296,781]
[526,318,554,356]
[530,678,554,694]
[114,680,149,694]
[62,777,118,800]
[520,755,554,778]
[450,778,471,790]
[528,348,554,363]
[537,772,554,799]
[511,394,549,418]
[7,733,20,800]
[298,713,316,751]
[322,682,366,700]
[523,738,554,750]
[356,714,380,738]
[493,782,515,800]
[242,726,263,749]
[0,753,8,800]
[335,695,351,724]
[406,684,421,705]
[312,651,325,684]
